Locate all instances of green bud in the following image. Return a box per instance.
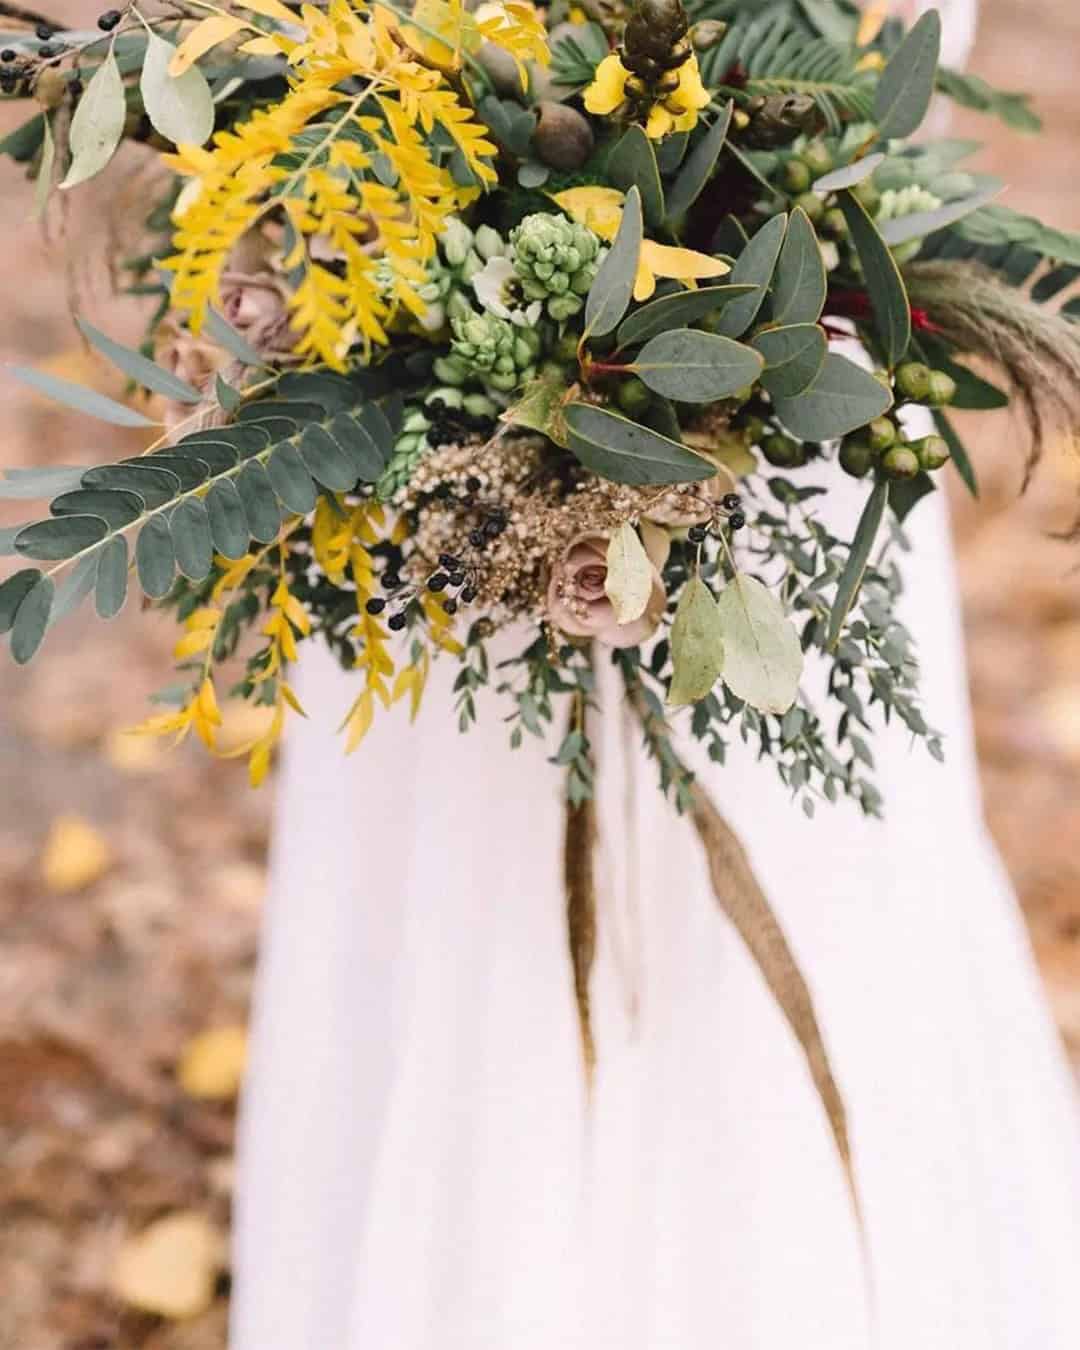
[839,438,874,479]
[881,445,921,480]
[462,393,497,418]
[740,415,766,445]
[762,434,806,468]
[867,417,897,453]
[926,370,957,407]
[799,141,834,178]
[442,217,474,269]
[433,355,470,386]
[914,434,950,471]
[793,191,825,224]
[426,386,463,410]
[616,377,652,416]
[821,208,848,240]
[782,158,812,195]
[852,178,881,214]
[474,225,506,261]
[894,361,933,403]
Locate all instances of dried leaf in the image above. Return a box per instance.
[564,791,597,1087]
[60,51,125,190]
[605,522,653,624]
[668,575,725,707]
[716,573,803,715]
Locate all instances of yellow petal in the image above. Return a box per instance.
[646,104,674,140]
[551,185,625,242]
[642,239,730,282]
[583,52,629,116]
[633,259,656,302]
[856,3,889,47]
[169,15,247,76]
[238,35,284,54]
[239,0,301,24]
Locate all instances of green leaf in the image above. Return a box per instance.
[888,471,936,524]
[136,516,176,597]
[631,329,764,403]
[585,185,642,340]
[299,423,361,492]
[664,102,733,222]
[716,573,803,715]
[33,114,55,220]
[935,66,1040,134]
[236,462,282,543]
[0,567,41,634]
[716,214,787,338]
[837,190,910,367]
[565,403,715,486]
[913,336,1008,410]
[267,443,317,514]
[76,317,202,404]
[50,553,99,623]
[615,284,755,349]
[14,514,108,560]
[827,479,888,648]
[202,306,267,367]
[4,364,156,427]
[215,374,242,413]
[0,466,85,499]
[933,409,978,498]
[170,498,214,580]
[141,453,210,491]
[51,487,142,529]
[0,112,45,164]
[605,522,653,625]
[205,479,250,559]
[873,9,941,140]
[773,353,892,441]
[812,153,884,193]
[877,185,1001,247]
[60,50,126,189]
[668,575,725,708]
[95,535,128,619]
[10,573,53,663]
[501,370,568,447]
[752,324,826,398]
[81,463,181,507]
[140,32,215,147]
[607,125,664,229]
[771,207,826,327]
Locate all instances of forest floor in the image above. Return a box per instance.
[2,1,1080,1346]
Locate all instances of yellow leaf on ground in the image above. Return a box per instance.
[178,1025,248,1100]
[110,1212,224,1319]
[41,816,112,893]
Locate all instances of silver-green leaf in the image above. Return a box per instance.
[4,363,156,428]
[605,522,653,624]
[140,32,215,148]
[584,185,642,340]
[752,324,827,398]
[773,353,892,441]
[771,207,826,327]
[565,403,715,486]
[873,9,941,140]
[716,213,788,338]
[632,328,764,403]
[10,573,54,663]
[716,572,802,714]
[61,49,126,190]
[668,575,725,708]
[76,317,202,404]
[836,190,910,367]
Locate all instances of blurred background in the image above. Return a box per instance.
[2,1,1080,1346]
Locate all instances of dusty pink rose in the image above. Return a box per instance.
[547,532,666,649]
[219,270,295,354]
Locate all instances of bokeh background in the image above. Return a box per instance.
[2,2,1079,1345]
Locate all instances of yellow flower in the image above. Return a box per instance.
[583,52,629,116]
[552,186,730,302]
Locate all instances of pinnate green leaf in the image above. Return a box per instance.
[0,567,41,634]
[170,498,214,580]
[10,573,53,663]
[14,514,108,561]
[136,516,176,598]
[95,535,129,619]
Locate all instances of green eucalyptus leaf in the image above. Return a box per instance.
[933,409,978,497]
[773,353,892,441]
[889,471,936,524]
[607,125,664,228]
[665,102,733,221]
[752,323,827,398]
[837,190,910,367]
[771,207,826,327]
[4,364,156,427]
[502,370,568,447]
[10,573,53,663]
[215,374,242,413]
[76,317,202,404]
[136,516,176,597]
[716,572,803,714]
[873,9,941,140]
[565,403,715,485]
[827,479,888,648]
[202,306,267,366]
[140,32,215,146]
[95,535,129,619]
[205,479,250,559]
[61,49,125,189]
[605,522,653,624]
[716,214,787,338]
[14,514,108,561]
[0,567,41,634]
[631,329,764,402]
[585,185,643,340]
[812,153,885,193]
[668,575,725,708]
[170,498,214,580]
[876,184,1001,246]
[615,284,755,348]
[329,413,385,478]
[236,462,282,543]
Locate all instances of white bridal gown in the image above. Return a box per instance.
[231,4,1080,1347]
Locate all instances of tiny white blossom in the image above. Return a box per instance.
[472,256,542,328]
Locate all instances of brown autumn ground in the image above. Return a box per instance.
[1,2,1080,1346]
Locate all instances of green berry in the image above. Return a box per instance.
[914,434,950,471]
[821,208,848,240]
[799,142,834,178]
[926,370,957,407]
[781,159,811,195]
[792,191,825,224]
[739,415,766,445]
[762,434,806,469]
[894,361,933,402]
[852,178,881,214]
[616,377,652,416]
[867,418,897,453]
[839,438,875,478]
[880,445,921,480]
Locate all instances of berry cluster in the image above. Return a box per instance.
[839,361,956,483]
[687,491,746,545]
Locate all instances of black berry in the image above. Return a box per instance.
[448,571,466,588]
[427,573,449,592]
[722,493,740,511]
[688,524,707,543]
[382,572,402,590]
[729,511,746,531]
[461,586,477,603]
[38,43,55,57]
[438,552,460,570]
[35,22,52,39]
[97,9,122,31]
[388,611,408,631]
[434,483,453,500]
[468,530,485,549]
[365,597,387,615]
[1,50,15,62]
[442,598,459,615]
[465,475,482,493]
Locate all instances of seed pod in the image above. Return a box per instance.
[926,370,957,407]
[881,445,921,480]
[532,102,594,172]
[475,41,524,99]
[762,434,806,469]
[821,207,848,240]
[799,141,834,177]
[867,418,897,453]
[781,158,812,195]
[839,438,875,479]
[616,376,652,416]
[793,191,825,224]
[894,361,933,402]
[690,19,727,50]
[914,434,950,471]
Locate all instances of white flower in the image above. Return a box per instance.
[472,255,542,328]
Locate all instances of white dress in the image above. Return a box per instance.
[230,4,1080,1346]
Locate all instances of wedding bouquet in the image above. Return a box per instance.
[2,0,1078,1187]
